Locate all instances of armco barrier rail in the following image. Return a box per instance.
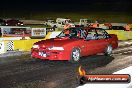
[0,31,61,54]
[13,31,61,51]
[0,30,132,54]
[0,41,6,54]
[106,30,132,40]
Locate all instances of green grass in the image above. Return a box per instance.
[21,12,132,28]
[24,24,50,28]
[1,11,132,23]
[30,12,132,23]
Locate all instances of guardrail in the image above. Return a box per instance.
[106,30,132,40]
[0,30,132,54]
[0,31,61,54]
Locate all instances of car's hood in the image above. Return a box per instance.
[34,37,80,47]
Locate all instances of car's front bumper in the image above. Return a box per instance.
[31,48,70,60]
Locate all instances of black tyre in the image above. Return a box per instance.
[70,48,80,62]
[104,45,112,56]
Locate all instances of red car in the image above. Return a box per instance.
[6,19,23,26]
[31,27,118,62]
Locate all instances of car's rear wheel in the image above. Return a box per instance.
[70,48,80,62]
[104,45,112,56]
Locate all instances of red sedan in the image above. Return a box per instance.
[31,27,118,62]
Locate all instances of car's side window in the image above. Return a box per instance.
[81,30,87,38]
[96,29,107,39]
[86,29,97,40]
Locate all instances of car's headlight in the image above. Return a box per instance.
[32,45,39,48]
[48,47,64,50]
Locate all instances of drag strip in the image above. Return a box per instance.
[0,44,132,88]
[0,55,115,88]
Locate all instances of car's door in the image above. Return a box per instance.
[95,29,109,53]
[83,29,100,55]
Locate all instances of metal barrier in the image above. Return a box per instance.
[13,39,44,51]
[0,30,132,54]
[0,31,61,54]
[0,41,6,54]
[106,30,132,40]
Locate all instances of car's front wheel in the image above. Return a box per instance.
[70,48,80,62]
[104,45,113,56]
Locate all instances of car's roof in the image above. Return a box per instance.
[67,27,104,30]
[69,27,103,30]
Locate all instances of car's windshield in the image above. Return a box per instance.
[57,28,83,38]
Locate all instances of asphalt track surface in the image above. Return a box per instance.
[0,45,132,88]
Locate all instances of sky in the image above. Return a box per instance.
[0,0,131,12]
